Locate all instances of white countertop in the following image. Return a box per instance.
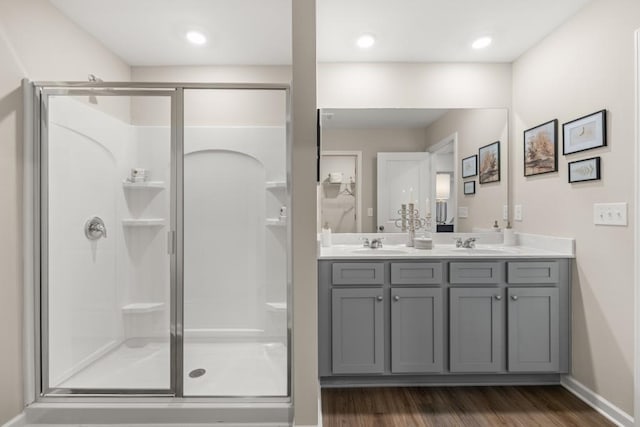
[317,232,575,259]
[319,244,574,260]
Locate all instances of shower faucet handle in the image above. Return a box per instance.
[85,216,107,240]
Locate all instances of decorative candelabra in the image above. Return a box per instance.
[394,203,429,247]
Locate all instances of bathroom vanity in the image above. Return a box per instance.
[318,239,573,386]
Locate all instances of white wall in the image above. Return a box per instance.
[512,0,639,415]
[0,0,131,422]
[317,63,512,109]
[424,109,509,232]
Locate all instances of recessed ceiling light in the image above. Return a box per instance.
[472,36,492,49]
[186,30,207,45]
[356,34,375,49]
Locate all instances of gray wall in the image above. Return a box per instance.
[511,0,638,415]
[322,127,427,232]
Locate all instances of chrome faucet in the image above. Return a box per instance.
[454,237,476,248]
[370,238,384,249]
[362,237,384,249]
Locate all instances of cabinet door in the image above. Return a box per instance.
[508,287,560,372]
[331,288,384,374]
[449,288,503,372]
[391,288,443,373]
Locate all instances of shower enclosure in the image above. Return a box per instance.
[29,82,290,400]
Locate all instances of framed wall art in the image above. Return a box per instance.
[463,181,475,195]
[568,156,601,183]
[562,110,607,155]
[478,141,500,184]
[462,155,477,178]
[524,119,558,176]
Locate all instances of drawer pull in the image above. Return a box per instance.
[376,295,383,301]
[512,295,518,301]
[394,295,400,301]
[495,295,502,300]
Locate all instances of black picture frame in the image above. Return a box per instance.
[524,119,558,176]
[461,155,478,178]
[478,141,500,184]
[562,110,607,155]
[463,181,476,195]
[568,156,601,183]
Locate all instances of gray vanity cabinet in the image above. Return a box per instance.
[331,288,385,374]
[319,257,570,385]
[391,287,443,373]
[507,287,560,372]
[449,287,503,372]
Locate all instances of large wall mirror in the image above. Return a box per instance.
[319,108,509,234]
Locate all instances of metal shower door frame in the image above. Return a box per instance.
[36,86,181,397]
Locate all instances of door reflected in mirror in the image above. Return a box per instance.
[319,108,508,234]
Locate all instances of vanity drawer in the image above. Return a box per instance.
[507,261,559,284]
[332,263,385,285]
[449,262,501,284]
[391,262,442,285]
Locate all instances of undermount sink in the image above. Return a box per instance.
[352,249,409,255]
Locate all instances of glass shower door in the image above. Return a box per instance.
[40,89,177,394]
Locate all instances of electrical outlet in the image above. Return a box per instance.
[367,207,374,217]
[514,204,523,221]
[593,202,627,226]
[458,207,469,218]
[503,205,508,220]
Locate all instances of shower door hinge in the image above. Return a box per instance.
[167,230,176,255]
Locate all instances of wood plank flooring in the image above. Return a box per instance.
[322,386,614,427]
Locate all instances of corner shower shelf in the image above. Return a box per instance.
[121,302,165,314]
[122,218,165,227]
[266,218,286,227]
[266,181,286,190]
[122,181,165,189]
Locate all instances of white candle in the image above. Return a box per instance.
[409,187,414,204]
[425,198,430,214]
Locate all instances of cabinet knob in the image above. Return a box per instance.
[511,295,518,301]
[394,295,400,301]
[495,295,502,300]
[376,295,383,301]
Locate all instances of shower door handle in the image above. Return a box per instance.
[167,230,176,255]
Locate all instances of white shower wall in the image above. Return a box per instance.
[48,96,135,386]
[180,126,287,338]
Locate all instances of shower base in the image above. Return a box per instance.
[56,340,287,396]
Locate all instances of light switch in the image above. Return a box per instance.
[367,207,374,217]
[458,207,469,218]
[514,204,523,221]
[593,202,627,226]
[503,205,509,220]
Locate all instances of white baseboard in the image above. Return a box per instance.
[2,412,25,427]
[561,375,634,427]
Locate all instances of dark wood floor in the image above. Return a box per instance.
[321,386,614,427]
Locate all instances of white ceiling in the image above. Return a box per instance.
[50,0,592,66]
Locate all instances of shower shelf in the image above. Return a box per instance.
[122,218,165,227]
[266,218,286,227]
[266,181,286,190]
[121,302,165,314]
[122,181,165,189]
